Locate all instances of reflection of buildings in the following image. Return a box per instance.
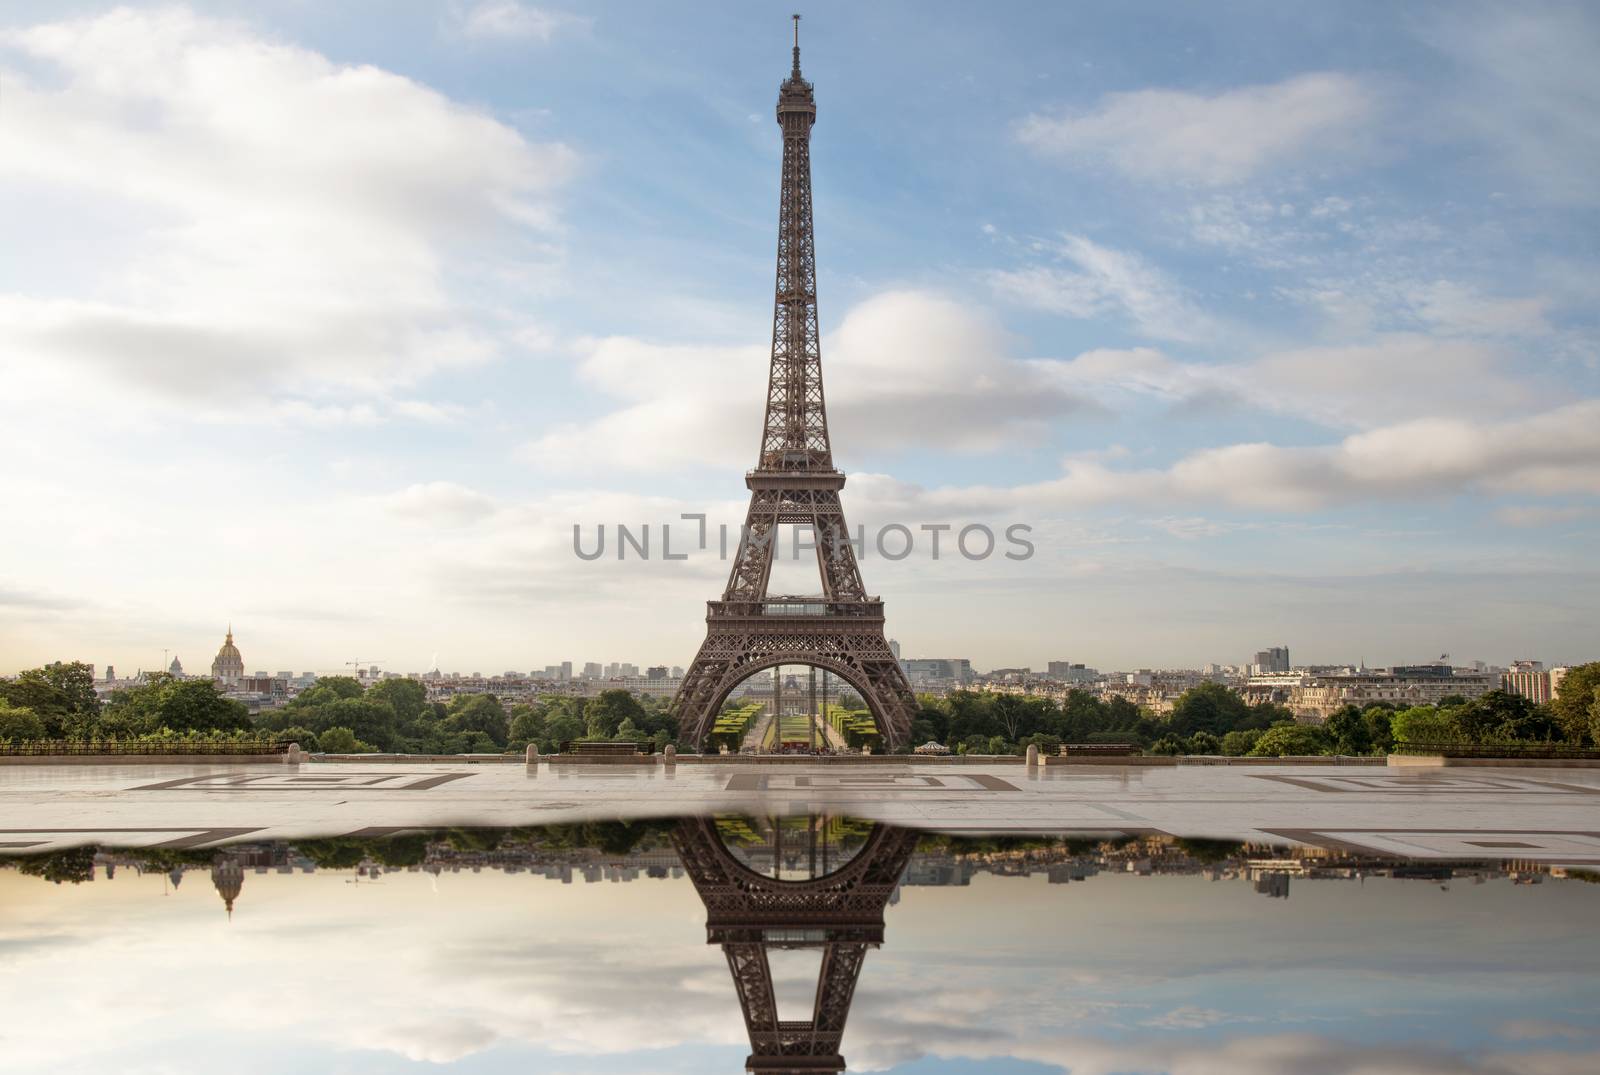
[210,855,244,918]
[13,831,1588,924]
[674,817,919,1074]
[1253,872,1291,899]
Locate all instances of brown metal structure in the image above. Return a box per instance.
[674,18,917,751]
[673,816,919,1072]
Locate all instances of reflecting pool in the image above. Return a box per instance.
[3,817,1598,1073]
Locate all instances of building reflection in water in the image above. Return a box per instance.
[673,816,918,1074]
[4,818,1599,1075]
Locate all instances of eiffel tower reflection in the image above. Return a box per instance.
[673,816,918,1073]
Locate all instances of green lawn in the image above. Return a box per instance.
[778,711,821,746]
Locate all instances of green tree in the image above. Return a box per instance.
[1248,722,1332,757]
[1220,728,1262,756]
[317,726,371,753]
[1455,690,1529,742]
[945,691,1002,746]
[369,833,430,867]
[1391,705,1461,747]
[18,846,99,884]
[312,676,366,701]
[366,678,428,727]
[312,698,399,750]
[544,711,584,752]
[1244,701,1295,729]
[444,694,509,747]
[294,838,367,868]
[584,689,646,740]
[150,679,252,734]
[1324,705,1372,755]
[1057,689,1108,741]
[1185,730,1222,755]
[1174,838,1246,863]
[990,695,1055,742]
[508,703,547,746]
[1022,731,1063,756]
[271,725,321,752]
[0,699,47,742]
[910,696,950,746]
[1147,734,1184,756]
[1105,696,1144,726]
[1550,663,1600,745]
[101,676,250,736]
[1167,682,1249,738]
[0,662,100,738]
[1364,707,1396,753]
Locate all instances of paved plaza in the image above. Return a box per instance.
[2,760,1599,864]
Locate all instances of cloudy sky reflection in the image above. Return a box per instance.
[2,858,1598,1074]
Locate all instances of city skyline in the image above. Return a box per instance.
[36,618,1591,685]
[3,2,1599,673]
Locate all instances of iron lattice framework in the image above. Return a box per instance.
[673,818,920,1073]
[674,21,917,751]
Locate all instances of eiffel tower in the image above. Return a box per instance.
[673,816,919,1073]
[674,17,917,752]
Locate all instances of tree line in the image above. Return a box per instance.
[0,661,687,755]
[911,667,1600,757]
[3,660,1597,757]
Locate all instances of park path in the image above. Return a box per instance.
[741,711,775,753]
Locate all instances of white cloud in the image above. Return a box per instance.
[986,1032,1600,1075]
[988,234,1220,342]
[1282,276,1556,343]
[454,2,586,42]
[1044,346,1220,402]
[1149,400,1600,507]
[520,290,1096,473]
[520,338,766,473]
[0,7,575,406]
[373,482,501,526]
[1018,73,1377,185]
[1041,334,1538,431]
[1409,281,1552,337]
[885,400,1600,515]
[1244,334,1536,428]
[1141,1005,1257,1030]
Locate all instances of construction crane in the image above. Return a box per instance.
[345,659,385,681]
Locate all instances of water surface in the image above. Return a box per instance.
[2,817,1596,1074]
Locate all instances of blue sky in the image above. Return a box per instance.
[1,2,1597,675]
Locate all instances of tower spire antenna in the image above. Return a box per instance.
[791,13,802,76]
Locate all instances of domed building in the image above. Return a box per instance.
[211,855,244,919]
[210,625,244,687]
[168,655,184,677]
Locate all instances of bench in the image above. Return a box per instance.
[1060,743,1139,756]
[548,740,656,766]
[566,741,645,756]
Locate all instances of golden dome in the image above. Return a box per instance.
[211,624,245,683]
